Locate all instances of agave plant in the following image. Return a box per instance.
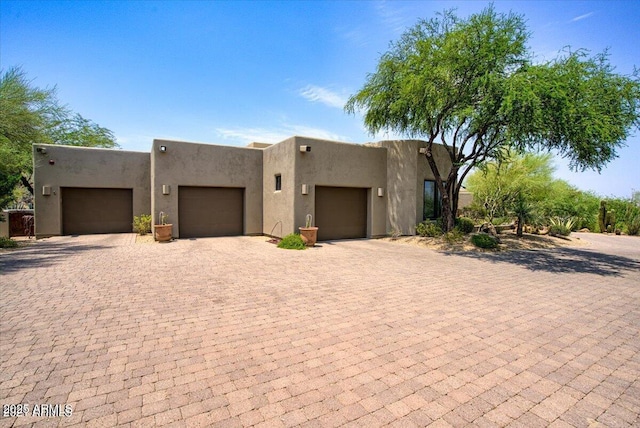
[548,216,576,236]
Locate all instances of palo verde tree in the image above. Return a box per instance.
[465,152,554,235]
[0,67,117,207]
[346,6,640,231]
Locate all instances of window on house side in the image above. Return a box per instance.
[424,180,443,220]
[275,174,282,191]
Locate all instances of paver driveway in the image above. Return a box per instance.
[1,233,639,427]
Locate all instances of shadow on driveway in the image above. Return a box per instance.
[0,241,113,275]
[449,246,640,277]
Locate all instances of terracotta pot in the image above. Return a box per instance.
[154,224,173,242]
[298,227,318,247]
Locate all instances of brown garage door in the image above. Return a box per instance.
[315,186,367,241]
[62,188,133,235]
[178,186,244,238]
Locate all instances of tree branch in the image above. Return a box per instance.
[20,175,34,195]
[452,117,468,155]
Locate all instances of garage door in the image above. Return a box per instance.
[62,188,133,235]
[178,186,244,238]
[315,186,367,241]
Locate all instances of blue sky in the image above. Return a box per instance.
[2,0,639,198]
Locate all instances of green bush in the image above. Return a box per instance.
[444,229,464,243]
[471,233,499,249]
[133,214,152,235]
[548,224,571,236]
[627,215,640,236]
[455,217,475,234]
[416,221,442,237]
[548,217,574,237]
[277,233,306,250]
[492,216,512,226]
[600,197,640,234]
[0,236,18,248]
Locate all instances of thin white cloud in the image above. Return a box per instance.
[299,85,348,109]
[215,124,348,145]
[336,26,370,48]
[375,0,410,34]
[571,12,594,22]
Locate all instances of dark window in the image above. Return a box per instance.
[275,174,282,191]
[423,180,443,220]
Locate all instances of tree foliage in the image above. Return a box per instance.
[602,196,640,234]
[536,180,600,230]
[346,5,640,231]
[465,152,616,233]
[0,67,117,205]
[465,152,554,235]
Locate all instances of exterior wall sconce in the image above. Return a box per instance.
[377,188,384,197]
[301,184,309,195]
[419,148,427,154]
[162,185,171,195]
[159,145,167,153]
[48,159,55,165]
[42,186,51,196]
[299,145,311,153]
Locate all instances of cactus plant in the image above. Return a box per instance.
[598,200,607,233]
[606,209,616,231]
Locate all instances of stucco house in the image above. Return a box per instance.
[32,136,455,240]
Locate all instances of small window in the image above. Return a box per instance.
[423,180,444,220]
[275,174,282,191]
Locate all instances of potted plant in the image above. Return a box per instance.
[154,212,173,242]
[298,214,318,247]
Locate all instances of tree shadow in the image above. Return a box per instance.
[450,246,640,277]
[0,241,114,275]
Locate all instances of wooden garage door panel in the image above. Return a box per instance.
[62,188,133,235]
[178,187,244,238]
[315,186,367,241]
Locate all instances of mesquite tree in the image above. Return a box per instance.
[0,67,117,205]
[346,6,639,231]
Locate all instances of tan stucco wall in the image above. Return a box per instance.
[32,137,454,240]
[376,140,452,235]
[262,138,296,237]
[247,142,272,149]
[291,136,388,238]
[458,190,473,214]
[33,144,150,237]
[151,139,263,238]
[0,212,9,238]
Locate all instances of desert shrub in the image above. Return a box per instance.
[388,229,402,240]
[601,197,640,234]
[538,183,599,230]
[416,221,441,237]
[444,229,464,243]
[277,233,306,250]
[492,216,512,226]
[463,201,487,224]
[471,233,499,249]
[455,217,475,234]
[133,214,152,235]
[0,236,18,248]
[628,215,640,236]
[548,217,574,237]
[548,224,571,237]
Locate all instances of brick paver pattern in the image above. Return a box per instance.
[1,233,639,427]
